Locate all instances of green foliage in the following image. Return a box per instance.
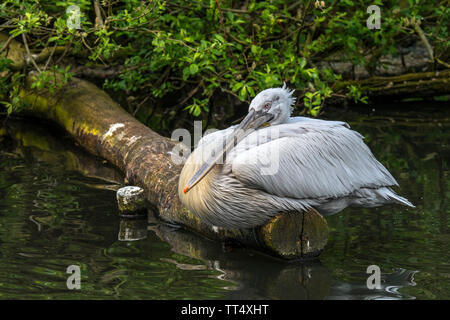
[0,58,25,115]
[0,0,448,119]
[30,65,73,93]
[184,98,209,117]
[1,75,24,115]
[346,85,369,104]
[0,56,73,114]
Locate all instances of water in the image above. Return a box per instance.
[0,103,448,300]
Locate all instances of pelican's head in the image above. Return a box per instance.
[183,84,295,194]
[248,83,296,125]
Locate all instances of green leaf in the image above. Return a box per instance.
[214,34,225,44]
[189,64,199,75]
[247,85,255,97]
[182,67,191,80]
[192,105,201,117]
[239,86,248,100]
[232,82,243,91]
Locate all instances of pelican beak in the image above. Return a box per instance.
[184,109,273,194]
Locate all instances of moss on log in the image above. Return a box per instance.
[14,74,327,259]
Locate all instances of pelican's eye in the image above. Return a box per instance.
[263,102,271,111]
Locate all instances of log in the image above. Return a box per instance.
[14,74,328,260]
[333,69,450,102]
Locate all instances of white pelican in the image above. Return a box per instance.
[178,85,414,229]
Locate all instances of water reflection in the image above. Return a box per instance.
[327,269,418,300]
[118,218,148,241]
[147,219,417,299]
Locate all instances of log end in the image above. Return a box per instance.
[116,186,147,216]
[259,209,328,260]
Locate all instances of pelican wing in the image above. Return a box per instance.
[229,120,398,200]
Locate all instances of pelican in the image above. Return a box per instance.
[178,84,414,229]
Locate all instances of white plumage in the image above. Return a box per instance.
[178,85,414,229]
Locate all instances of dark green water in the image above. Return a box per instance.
[0,103,448,299]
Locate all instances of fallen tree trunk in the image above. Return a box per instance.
[15,73,328,260]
